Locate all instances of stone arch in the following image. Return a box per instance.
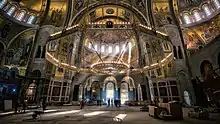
[32,70,41,77]
[70,2,149,26]
[10,67,19,77]
[91,81,101,100]
[7,25,55,49]
[7,28,37,49]
[177,70,190,88]
[85,76,99,89]
[103,76,117,90]
[121,76,135,89]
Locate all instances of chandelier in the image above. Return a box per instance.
[91,61,129,74]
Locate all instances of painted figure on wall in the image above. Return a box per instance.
[5,31,34,66]
[74,0,84,11]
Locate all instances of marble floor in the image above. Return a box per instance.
[0,106,219,124]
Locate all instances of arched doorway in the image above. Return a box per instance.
[120,82,129,104]
[106,82,114,103]
[91,81,101,101]
[177,72,192,105]
[103,76,118,103]
[200,60,213,78]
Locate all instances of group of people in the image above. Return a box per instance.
[107,99,121,107]
[79,99,122,109]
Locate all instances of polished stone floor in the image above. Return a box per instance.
[0,106,219,124]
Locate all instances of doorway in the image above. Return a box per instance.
[106,82,114,104]
[120,83,129,104]
[91,81,101,101]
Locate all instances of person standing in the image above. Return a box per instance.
[107,99,110,107]
[111,99,113,107]
[99,100,101,107]
[114,99,117,107]
[80,99,84,109]
[14,98,18,114]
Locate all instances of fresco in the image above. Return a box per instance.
[183,15,220,49]
[18,0,43,11]
[4,30,35,76]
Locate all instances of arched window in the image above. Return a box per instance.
[213,0,220,9]
[7,6,16,16]
[193,11,201,21]
[183,14,191,24]
[16,11,26,21]
[94,44,98,51]
[108,45,113,53]
[0,0,7,9]
[173,46,178,58]
[101,45,105,53]
[116,45,120,53]
[203,5,211,16]
[27,15,35,24]
[88,42,92,49]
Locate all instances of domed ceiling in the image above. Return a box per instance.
[86,30,133,44]
[178,0,203,11]
[18,0,43,11]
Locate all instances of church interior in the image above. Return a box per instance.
[0,0,220,123]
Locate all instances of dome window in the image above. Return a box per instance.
[0,0,7,9]
[193,11,201,21]
[94,44,98,51]
[27,15,35,24]
[88,42,92,49]
[183,14,191,24]
[213,0,220,9]
[7,6,16,16]
[16,11,26,21]
[116,45,120,53]
[108,45,113,53]
[101,45,105,53]
[203,5,211,16]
